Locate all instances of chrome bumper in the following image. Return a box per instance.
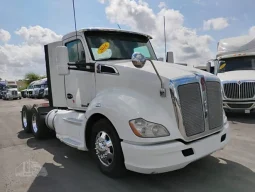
[223,100,255,113]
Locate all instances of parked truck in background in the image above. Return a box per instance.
[21,28,229,177]
[26,81,36,98]
[206,35,255,113]
[31,78,48,99]
[43,87,48,99]
[21,89,27,98]
[2,81,21,100]
[0,81,6,99]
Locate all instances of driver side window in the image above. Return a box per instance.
[66,39,85,62]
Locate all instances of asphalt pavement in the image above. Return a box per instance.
[0,98,254,192]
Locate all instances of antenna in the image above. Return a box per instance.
[117,24,121,29]
[164,16,167,62]
[72,0,79,61]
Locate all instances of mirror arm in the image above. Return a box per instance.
[147,59,166,97]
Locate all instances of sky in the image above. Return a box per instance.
[0,0,255,80]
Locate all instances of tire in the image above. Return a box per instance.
[31,107,52,139]
[90,118,126,178]
[21,105,33,133]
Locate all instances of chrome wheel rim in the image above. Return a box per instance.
[22,111,27,127]
[32,114,38,133]
[95,131,114,166]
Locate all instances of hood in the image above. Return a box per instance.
[218,70,255,81]
[7,88,18,91]
[101,60,214,80]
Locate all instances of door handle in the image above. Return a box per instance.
[67,93,73,99]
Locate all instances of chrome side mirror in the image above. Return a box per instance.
[206,61,211,72]
[131,52,166,97]
[131,52,146,68]
[206,60,215,74]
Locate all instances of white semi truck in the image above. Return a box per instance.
[21,28,229,177]
[31,78,48,99]
[206,35,255,113]
[2,81,22,100]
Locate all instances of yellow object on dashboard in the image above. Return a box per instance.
[219,63,226,70]
[98,42,110,54]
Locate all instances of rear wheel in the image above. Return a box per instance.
[31,107,53,139]
[90,118,126,178]
[21,105,33,133]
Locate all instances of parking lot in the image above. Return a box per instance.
[0,98,254,192]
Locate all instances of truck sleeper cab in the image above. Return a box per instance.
[207,35,255,113]
[21,28,229,177]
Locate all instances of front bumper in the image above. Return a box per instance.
[223,100,255,113]
[121,123,229,174]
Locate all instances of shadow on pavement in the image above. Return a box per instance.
[226,112,255,125]
[17,130,34,139]
[16,133,255,192]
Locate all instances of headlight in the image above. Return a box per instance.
[129,118,170,138]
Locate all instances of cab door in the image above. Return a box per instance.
[63,36,95,111]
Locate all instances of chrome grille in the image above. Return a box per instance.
[224,82,255,99]
[206,82,223,130]
[178,83,205,137]
[11,91,17,96]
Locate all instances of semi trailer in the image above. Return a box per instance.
[206,35,255,113]
[21,28,229,177]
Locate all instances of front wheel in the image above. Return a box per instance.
[90,119,126,178]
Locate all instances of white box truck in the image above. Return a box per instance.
[21,28,229,177]
[206,35,255,113]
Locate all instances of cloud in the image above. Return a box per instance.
[158,2,166,9]
[0,29,11,43]
[15,25,62,45]
[0,26,62,80]
[203,17,229,31]
[249,26,255,36]
[99,0,213,66]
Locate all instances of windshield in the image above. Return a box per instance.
[7,85,17,89]
[85,31,157,61]
[0,85,5,91]
[41,84,47,88]
[219,56,255,73]
[34,85,41,88]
